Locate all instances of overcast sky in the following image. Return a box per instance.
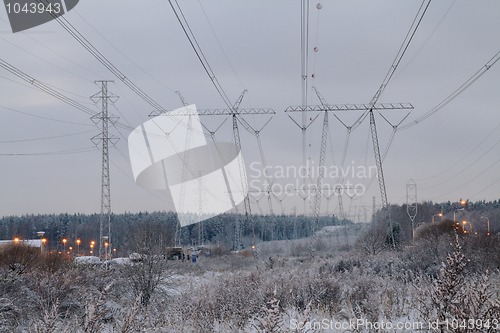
[0,0,499,220]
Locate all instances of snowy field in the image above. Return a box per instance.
[0,224,499,332]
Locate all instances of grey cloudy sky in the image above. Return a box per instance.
[0,0,499,219]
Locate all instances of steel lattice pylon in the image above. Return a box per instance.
[156,90,275,251]
[406,179,418,240]
[91,81,119,259]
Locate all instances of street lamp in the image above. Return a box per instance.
[41,238,47,253]
[62,238,67,254]
[462,220,473,235]
[104,242,109,260]
[453,208,464,223]
[432,212,443,223]
[76,239,81,256]
[90,240,95,255]
[36,231,46,252]
[480,216,490,236]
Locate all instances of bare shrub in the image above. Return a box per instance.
[0,243,39,275]
[37,253,71,274]
[122,222,169,307]
[186,270,263,331]
[29,301,68,333]
[357,222,387,255]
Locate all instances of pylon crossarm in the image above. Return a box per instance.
[285,103,413,112]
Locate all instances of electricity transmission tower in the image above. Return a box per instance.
[201,90,274,250]
[406,179,418,240]
[285,101,413,223]
[91,81,119,259]
[153,90,275,251]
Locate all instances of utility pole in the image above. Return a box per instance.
[91,81,119,260]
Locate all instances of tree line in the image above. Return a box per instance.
[0,211,346,256]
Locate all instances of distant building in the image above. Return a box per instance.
[0,239,43,248]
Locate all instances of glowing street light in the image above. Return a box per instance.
[90,240,95,255]
[76,239,81,256]
[13,237,20,243]
[462,220,472,235]
[41,238,47,253]
[432,212,443,223]
[62,238,67,254]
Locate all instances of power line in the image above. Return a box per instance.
[420,139,500,190]
[167,0,233,110]
[35,0,166,112]
[470,177,500,199]
[430,155,500,200]
[393,0,456,81]
[0,71,92,104]
[196,0,246,91]
[351,0,432,131]
[74,11,177,95]
[0,104,93,126]
[0,35,94,84]
[0,57,97,117]
[416,120,500,182]
[0,129,95,144]
[18,27,103,78]
[398,48,500,131]
[0,58,136,132]
[0,146,96,156]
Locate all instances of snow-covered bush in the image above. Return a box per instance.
[415,236,500,333]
